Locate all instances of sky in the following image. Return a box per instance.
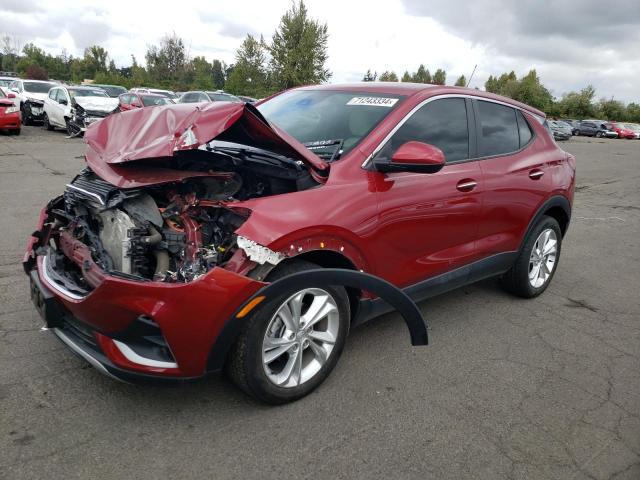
[1,0,639,102]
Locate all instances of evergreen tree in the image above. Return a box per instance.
[268,1,330,89]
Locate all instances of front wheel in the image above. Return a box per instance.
[226,260,350,404]
[43,113,54,131]
[595,131,602,138]
[501,216,562,298]
[21,105,32,126]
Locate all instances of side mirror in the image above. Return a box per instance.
[7,93,15,99]
[59,98,68,105]
[374,141,446,174]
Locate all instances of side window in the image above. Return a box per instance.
[182,93,196,103]
[199,93,209,102]
[49,88,57,100]
[516,111,532,147]
[56,89,67,103]
[376,98,469,163]
[476,100,519,157]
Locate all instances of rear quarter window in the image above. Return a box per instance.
[516,111,533,147]
[476,100,519,157]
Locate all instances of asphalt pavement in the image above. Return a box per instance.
[1,127,638,479]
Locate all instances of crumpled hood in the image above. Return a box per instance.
[84,102,329,185]
[23,92,47,103]
[74,96,119,113]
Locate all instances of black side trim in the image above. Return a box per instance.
[207,268,429,373]
[354,251,518,326]
[520,195,571,249]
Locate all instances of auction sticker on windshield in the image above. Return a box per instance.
[346,97,398,107]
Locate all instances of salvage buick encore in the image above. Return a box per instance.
[24,83,575,403]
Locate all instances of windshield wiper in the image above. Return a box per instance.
[303,139,344,161]
[205,143,301,169]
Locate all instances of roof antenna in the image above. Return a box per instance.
[466,65,477,88]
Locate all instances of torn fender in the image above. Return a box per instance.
[207,268,428,372]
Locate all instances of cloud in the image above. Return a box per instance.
[401,0,640,100]
[198,11,259,39]
[0,0,41,14]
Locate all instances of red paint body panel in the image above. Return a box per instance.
[25,84,575,380]
[84,101,328,173]
[0,101,20,130]
[36,254,264,377]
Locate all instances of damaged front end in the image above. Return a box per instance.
[21,101,334,379]
[39,168,263,289]
[25,102,327,293]
[67,102,119,138]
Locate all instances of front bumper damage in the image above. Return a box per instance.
[23,100,45,122]
[67,107,115,137]
[25,204,429,383]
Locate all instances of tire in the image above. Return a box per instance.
[501,216,562,298]
[14,128,20,136]
[21,105,32,126]
[43,113,54,131]
[226,260,350,404]
[595,131,602,138]
[65,118,81,137]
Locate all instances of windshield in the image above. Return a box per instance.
[149,90,173,98]
[141,95,170,107]
[24,81,56,93]
[258,90,403,159]
[207,92,241,102]
[69,88,109,98]
[96,85,126,97]
[0,79,12,87]
[0,89,5,98]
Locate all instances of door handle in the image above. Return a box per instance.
[456,179,477,192]
[529,169,544,180]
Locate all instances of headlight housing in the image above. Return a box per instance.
[5,106,19,114]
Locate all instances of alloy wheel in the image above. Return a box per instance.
[528,228,558,288]
[262,288,340,388]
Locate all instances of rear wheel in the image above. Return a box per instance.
[226,260,350,404]
[501,216,562,298]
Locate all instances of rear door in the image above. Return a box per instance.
[371,97,483,288]
[473,99,556,256]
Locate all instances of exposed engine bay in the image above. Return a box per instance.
[44,145,314,290]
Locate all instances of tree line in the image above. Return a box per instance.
[0,1,328,99]
[363,67,640,123]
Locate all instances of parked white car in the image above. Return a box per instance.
[130,87,177,99]
[43,85,119,136]
[8,79,58,125]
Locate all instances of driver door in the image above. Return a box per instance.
[370,97,483,288]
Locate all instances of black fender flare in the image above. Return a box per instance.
[519,195,571,252]
[207,268,428,372]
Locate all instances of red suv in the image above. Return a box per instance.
[24,84,575,403]
[118,92,172,111]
